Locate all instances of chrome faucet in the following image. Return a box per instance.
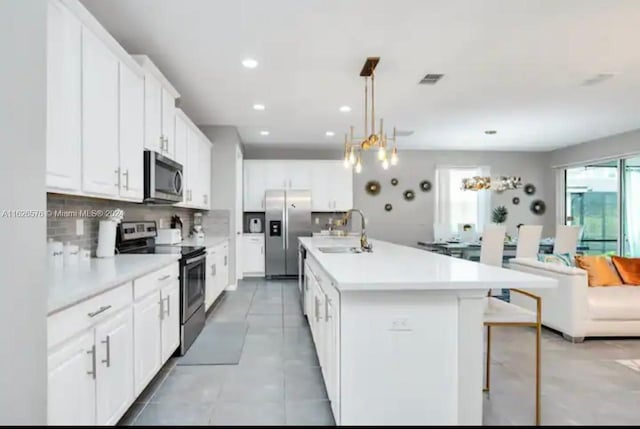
[344,208,372,252]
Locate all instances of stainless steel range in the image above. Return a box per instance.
[117,220,206,355]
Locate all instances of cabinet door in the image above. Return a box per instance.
[199,138,212,209]
[48,330,96,425]
[242,237,265,274]
[161,88,175,158]
[205,251,218,311]
[311,162,333,211]
[219,245,229,291]
[95,307,134,426]
[143,74,163,152]
[133,292,162,396]
[161,281,181,362]
[47,0,82,192]
[331,161,354,211]
[243,160,265,211]
[81,28,119,197]
[174,114,188,170]
[264,160,289,189]
[119,63,144,201]
[287,161,312,189]
[185,126,201,207]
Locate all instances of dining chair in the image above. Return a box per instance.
[554,225,581,255]
[516,225,544,259]
[481,224,542,425]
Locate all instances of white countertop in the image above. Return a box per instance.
[299,237,556,291]
[180,235,229,249]
[48,254,180,315]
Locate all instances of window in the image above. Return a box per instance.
[435,166,490,234]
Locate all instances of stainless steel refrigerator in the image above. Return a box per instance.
[265,190,311,277]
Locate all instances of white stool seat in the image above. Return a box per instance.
[484,297,537,324]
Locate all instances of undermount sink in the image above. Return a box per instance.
[317,246,364,254]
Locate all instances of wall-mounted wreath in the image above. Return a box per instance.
[530,199,546,215]
[384,203,393,212]
[524,183,536,196]
[391,178,399,186]
[512,197,520,205]
[365,180,381,196]
[420,180,432,192]
[403,190,415,201]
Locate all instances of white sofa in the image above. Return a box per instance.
[509,258,640,342]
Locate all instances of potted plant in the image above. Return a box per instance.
[492,205,508,224]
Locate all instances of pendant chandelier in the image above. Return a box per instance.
[461,176,522,192]
[343,57,399,173]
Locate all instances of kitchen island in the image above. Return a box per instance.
[298,236,555,425]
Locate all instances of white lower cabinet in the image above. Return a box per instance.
[48,263,180,425]
[242,234,265,276]
[205,242,229,311]
[47,331,96,425]
[95,307,134,425]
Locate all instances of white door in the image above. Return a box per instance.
[161,281,181,362]
[185,126,201,207]
[81,28,119,197]
[161,88,175,158]
[199,138,212,209]
[205,249,218,311]
[118,63,144,201]
[47,331,96,425]
[46,0,82,192]
[236,146,244,282]
[133,292,162,396]
[143,73,162,153]
[287,160,312,189]
[95,307,134,425]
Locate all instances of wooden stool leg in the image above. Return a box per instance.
[535,323,541,425]
[484,325,491,392]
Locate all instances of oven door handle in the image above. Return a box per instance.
[185,254,206,265]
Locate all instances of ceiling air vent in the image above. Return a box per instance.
[581,73,616,86]
[419,73,444,85]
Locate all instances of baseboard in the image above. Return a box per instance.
[225,283,237,291]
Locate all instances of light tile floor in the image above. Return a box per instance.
[119,278,640,426]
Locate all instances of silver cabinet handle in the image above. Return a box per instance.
[159,297,164,320]
[224,255,227,266]
[87,345,96,379]
[123,169,129,190]
[114,168,121,188]
[211,263,216,276]
[164,296,170,317]
[325,296,331,320]
[87,305,111,318]
[261,246,264,255]
[158,274,171,281]
[101,335,111,367]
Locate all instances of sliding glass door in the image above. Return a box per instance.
[622,157,640,256]
[565,162,618,255]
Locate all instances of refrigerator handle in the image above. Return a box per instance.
[283,198,287,250]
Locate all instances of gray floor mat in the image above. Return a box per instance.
[177,321,248,365]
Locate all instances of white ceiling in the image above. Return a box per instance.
[81,0,640,151]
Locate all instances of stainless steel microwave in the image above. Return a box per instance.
[143,150,183,204]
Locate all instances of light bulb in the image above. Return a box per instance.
[349,148,356,165]
[390,148,398,166]
[382,158,389,170]
[355,158,362,174]
[377,146,386,161]
[343,157,350,168]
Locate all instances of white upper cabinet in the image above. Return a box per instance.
[244,160,353,212]
[199,138,212,209]
[47,0,82,192]
[174,110,188,168]
[143,73,163,153]
[162,88,176,158]
[118,62,145,201]
[180,120,211,210]
[81,27,120,197]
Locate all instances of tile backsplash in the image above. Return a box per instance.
[47,193,229,254]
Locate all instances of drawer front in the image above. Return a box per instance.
[134,263,179,300]
[48,282,132,349]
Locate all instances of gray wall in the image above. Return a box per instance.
[353,150,556,246]
[550,128,640,167]
[244,144,341,160]
[201,125,243,285]
[46,194,228,254]
[0,0,47,423]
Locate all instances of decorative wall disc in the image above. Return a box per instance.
[365,180,381,196]
[530,199,546,215]
[384,203,393,212]
[403,190,415,201]
[512,197,520,205]
[391,178,399,186]
[420,180,432,192]
[524,183,536,195]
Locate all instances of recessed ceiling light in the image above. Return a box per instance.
[260,130,270,136]
[339,105,351,113]
[242,58,258,69]
[325,131,335,137]
[485,130,497,135]
[253,104,265,111]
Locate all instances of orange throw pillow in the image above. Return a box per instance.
[611,256,640,285]
[575,256,623,287]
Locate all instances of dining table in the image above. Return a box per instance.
[416,240,588,261]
